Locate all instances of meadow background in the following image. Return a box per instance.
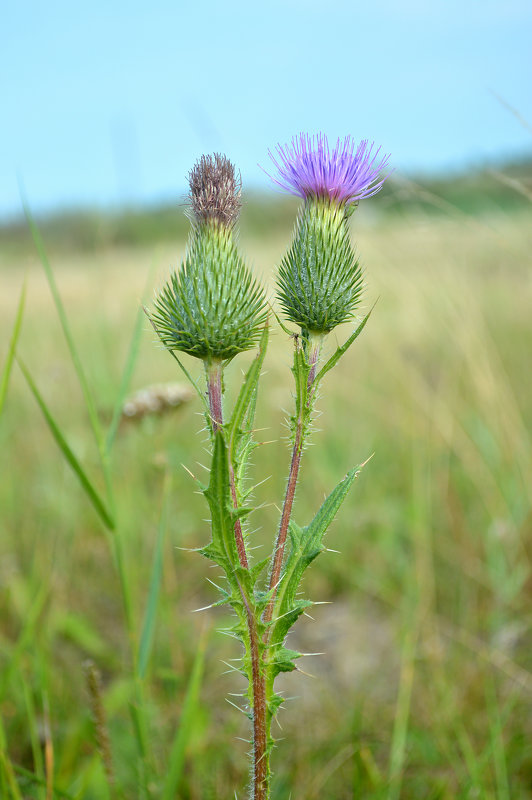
[1,165,532,798]
[2,0,532,797]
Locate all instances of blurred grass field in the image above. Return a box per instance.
[1,171,532,798]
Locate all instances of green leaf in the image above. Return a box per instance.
[227,323,269,500]
[315,305,375,385]
[22,200,107,463]
[12,764,76,800]
[0,585,48,701]
[0,716,24,800]
[228,323,269,446]
[53,612,110,663]
[136,477,171,679]
[268,465,364,676]
[0,281,26,418]
[162,633,207,800]
[128,701,150,799]
[201,432,241,572]
[17,358,115,530]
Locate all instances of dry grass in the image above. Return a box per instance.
[1,205,531,798]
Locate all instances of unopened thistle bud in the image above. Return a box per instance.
[152,154,267,362]
[265,134,391,334]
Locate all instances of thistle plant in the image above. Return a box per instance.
[150,138,390,799]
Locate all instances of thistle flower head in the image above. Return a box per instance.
[188,153,242,227]
[265,133,390,206]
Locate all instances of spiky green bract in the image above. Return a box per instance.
[276,196,363,334]
[152,222,267,361]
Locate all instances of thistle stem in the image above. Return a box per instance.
[264,332,324,625]
[238,583,268,800]
[204,358,268,797]
[205,358,224,434]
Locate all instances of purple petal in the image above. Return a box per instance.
[262,133,391,205]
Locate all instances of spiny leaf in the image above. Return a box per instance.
[315,305,375,385]
[228,323,269,445]
[202,432,242,571]
[228,323,269,500]
[270,646,302,674]
[268,465,363,678]
[289,336,312,442]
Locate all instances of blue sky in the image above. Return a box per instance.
[1,0,531,218]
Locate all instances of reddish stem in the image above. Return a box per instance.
[263,334,323,626]
[239,584,268,799]
[204,359,268,795]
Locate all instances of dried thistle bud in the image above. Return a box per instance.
[188,153,242,227]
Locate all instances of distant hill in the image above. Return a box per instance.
[1,157,531,258]
[379,156,532,217]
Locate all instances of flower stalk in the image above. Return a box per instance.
[204,355,268,798]
[264,333,323,625]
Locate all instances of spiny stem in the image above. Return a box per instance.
[204,359,268,797]
[205,358,224,434]
[205,358,249,569]
[236,578,268,800]
[264,332,324,626]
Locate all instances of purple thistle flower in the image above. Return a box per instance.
[265,133,391,206]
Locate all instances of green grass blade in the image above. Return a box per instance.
[387,627,417,800]
[22,681,45,800]
[136,477,171,679]
[0,281,26,417]
[105,304,145,456]
[0,586,48,701]
[17,358,115,530]
[12,765,76,800]
[128,702,150,800]
[0,716,24,800]
[162,632,207,800]
[486,679,510,800]
[22,201,107,456]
